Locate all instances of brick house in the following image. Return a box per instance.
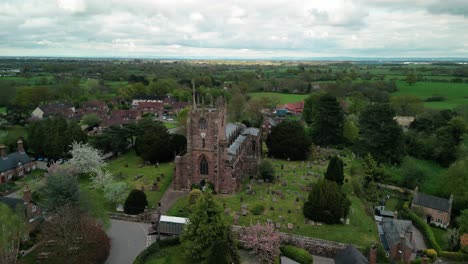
[174,99,261,194]
[134,101,165,116]
[0,188,42,229]
[31,103,75,120]
[0,140,36,184]
[74,100,109,120]
[411,187,452,228]
[261,117,277,137]
[276,101,304,115]
[380,218,413,264]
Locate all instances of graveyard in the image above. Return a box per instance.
[168,156,379,248]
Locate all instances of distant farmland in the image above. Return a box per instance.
[393,81,468,109]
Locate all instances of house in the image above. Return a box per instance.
[74,100,109,120]
[134,101,165,116]
[411,186,452,228]
[81,100,108,111]
[379,218,413,264]
[0,140,36,184]
[334,245,369,264]
[276,101,304,115]
[0,188,42,229]
[394,116,415,129]
[261,117,278,137]
[31,103,75,120]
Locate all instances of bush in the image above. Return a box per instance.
[124,189,148,215]
[424,249,437,262]
[250,204,265,215]
[424,96,445,102]
[188,189,202,207]
[402,202,441,252]
[258,160,275,182]
[280,245,313,264]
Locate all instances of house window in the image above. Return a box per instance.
[199,118,207,129]
[200,156,208,175]
[202,139,205,148]
[32,206,37,212]
[251,140,256,153]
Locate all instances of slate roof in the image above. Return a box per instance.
[413,192,451,212]
[382,218,412,248]
[228,135,246,155]
[334,245,369,264]
[0,152,33,172]
[226,123,244,139]
[242,127,260,137]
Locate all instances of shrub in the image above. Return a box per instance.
[258,160,275,182]
[250,205,265,215]
[280,245,313,264]
[424,249,437,262]
[188,189,202,207]
[438,251,468,261]
[124,189,148,215]
[133,236,180,264]
[424,96,445,102]
[240,223,280,264]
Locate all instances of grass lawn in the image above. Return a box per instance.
[392,81,468,109]
[0,125,28,144]
[0,106,6,114]
[168,157,378,248]
[106,151,174,210]
[249,92,309,104]
[163,122,178,129]
[431,227,449,251]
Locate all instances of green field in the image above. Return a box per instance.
[0,126,28,145]
[168,157,378,247]
[249,92,308,104]
[393,81,468,109]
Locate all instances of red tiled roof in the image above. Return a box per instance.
[135,102,164,110]
[278,101,304,113]
[82,100,107,109]
[110,109,141,119]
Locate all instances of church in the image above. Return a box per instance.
[174,98,261,194]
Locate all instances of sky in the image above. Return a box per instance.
[0,0,467,59]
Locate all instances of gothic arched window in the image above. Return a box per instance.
[199,118,207,129]
[200,155,208,175]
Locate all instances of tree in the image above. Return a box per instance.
[266,120,311,160]
[81,113,102,127]
[92,125,131,156]
[68,142,106,175]
[228,93,246,121]
[44,171,80,210]
[406,70,417,85]
[0,204,25,264]
[441,158,468,210]
[343,116,359,143]
[310,94,344,146]
[135,121,173,163]
[40,205,110,264]
[349,91,368,115]
[325,156,344,185]
[239,223,280,264]
[91,169,114,190]
[104,182,128,204]
[457,209,468,234]
[188,189,203,207]
[390,95,424,116]
[433,117,465,166]
[362,153,384,185]
[14,86,52,109]
[303,179,351,224]
[302,92,325,125]
[245,98,264,128]
[181,191,239,263]
[124,189,148,215]
[359,104,403,164]
[258,160,275,182]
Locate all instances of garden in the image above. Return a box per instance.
[167,157,379,248]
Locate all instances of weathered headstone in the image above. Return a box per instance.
[287,223,294,230]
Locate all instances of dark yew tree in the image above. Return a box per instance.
[310,94,344,146]
[325,156,344,185]
[358,104,403,164]
[266,120,311,160]
[303,179,351,224]
[124,189,148,215]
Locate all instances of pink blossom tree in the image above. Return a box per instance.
[239,223,280,264]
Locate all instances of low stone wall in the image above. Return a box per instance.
[233,225,347,258]
[376,183,413,194]
[108,212,149,223]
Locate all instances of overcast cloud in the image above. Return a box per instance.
[0,0,467,58]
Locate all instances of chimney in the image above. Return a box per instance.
[394,210,398,219]
[449,194,454,205]
[23,187,32,203]
[17,139,24,153]
[0,144,6,159]
[369,244,377,264]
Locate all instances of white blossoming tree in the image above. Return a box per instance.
[91,169,114,190]
[104,182,129,204]
[68,142,106,175]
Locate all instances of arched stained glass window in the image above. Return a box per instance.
[200,155,208,175]
[199,118,207,129]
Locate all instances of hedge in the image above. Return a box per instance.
[402,203,441,252]
[439,251,468,261]
[280,245,313,264]
[133,236,180,264]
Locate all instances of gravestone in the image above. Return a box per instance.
[267,219,273,225]
[234,215,239,225]
[287,223,294,230]
[270,206,274,211]
[275,223,281,229]
[224,208,230,215]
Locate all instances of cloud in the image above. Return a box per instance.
[0,0,467,58]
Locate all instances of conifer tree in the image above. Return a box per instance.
[325,156,344,185]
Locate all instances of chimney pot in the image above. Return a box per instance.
[17,139,24,153]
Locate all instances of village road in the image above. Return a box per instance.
[106,219,154,264]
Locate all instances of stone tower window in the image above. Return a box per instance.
[199,118,207,129]
[200,155,208,175]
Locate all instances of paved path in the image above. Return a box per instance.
[106,219,154,264]
[412,224,427,252]
[158,182,188,213]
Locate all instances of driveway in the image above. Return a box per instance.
[411,224,427,252]
[106,219,154,264]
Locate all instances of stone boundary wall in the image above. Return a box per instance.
[108,212,149,223]
[376,183,413,194]
[232,225,347,258]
